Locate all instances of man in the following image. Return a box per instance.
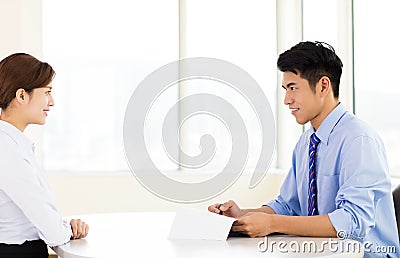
[209,41,399,257]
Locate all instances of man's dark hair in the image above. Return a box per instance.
[277,41,343,98]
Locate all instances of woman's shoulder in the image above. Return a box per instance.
[0,128,18,145]
[0,129,21,157]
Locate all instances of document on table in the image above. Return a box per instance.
[168,208,237,241]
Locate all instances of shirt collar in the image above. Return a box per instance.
[312,103,347,145]
[0,120,35,152]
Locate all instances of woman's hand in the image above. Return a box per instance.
[70,219,89,239]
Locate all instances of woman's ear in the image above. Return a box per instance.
[15,89,27,104]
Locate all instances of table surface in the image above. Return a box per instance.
[52,212,364,258]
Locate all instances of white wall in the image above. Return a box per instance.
[1,0,285,216]
[0,0,42,58]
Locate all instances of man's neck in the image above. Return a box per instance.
[311,100,340,131]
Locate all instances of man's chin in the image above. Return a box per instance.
[295,118,307,125]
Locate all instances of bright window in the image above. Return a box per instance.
[42,0,179,172]
[42,0,277,173]
[181,0,277,172]
[354,0,400,177]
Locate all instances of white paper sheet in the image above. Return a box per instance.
[168,208,237,241]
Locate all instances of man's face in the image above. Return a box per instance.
[281,71,323,127]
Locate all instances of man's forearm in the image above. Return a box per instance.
[242,205,276,215]
[271,214,337,237]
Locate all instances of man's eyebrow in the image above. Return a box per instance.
[282,82,296,89]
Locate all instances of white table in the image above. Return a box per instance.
[52,212,363,258]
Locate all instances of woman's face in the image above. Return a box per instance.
[25,84,54,125]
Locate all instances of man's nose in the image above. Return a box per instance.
[284,91,292,105]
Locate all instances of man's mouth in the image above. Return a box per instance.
[289,107,299,114]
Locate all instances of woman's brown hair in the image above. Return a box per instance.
[0,53,55,110]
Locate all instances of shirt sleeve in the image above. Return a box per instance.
[264,146,301,216]
[328,135,391,241]
[0,136,71,246]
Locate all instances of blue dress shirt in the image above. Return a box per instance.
[0,120,71,246]
[266,103,400,257]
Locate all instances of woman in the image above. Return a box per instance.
[0,53,88,258]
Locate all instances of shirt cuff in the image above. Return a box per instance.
[328,209,356,239]
[62,218,73,238]
[263,200,289,215]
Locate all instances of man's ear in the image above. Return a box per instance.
[15,89,28,104]
[319,76,331,97]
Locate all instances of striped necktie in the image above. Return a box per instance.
[308,133,321,216]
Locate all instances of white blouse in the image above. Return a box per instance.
[0,120,71,246]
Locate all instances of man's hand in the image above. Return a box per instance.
[208,200,246,218]
[231,212,275,238]
[70,219,89,239]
